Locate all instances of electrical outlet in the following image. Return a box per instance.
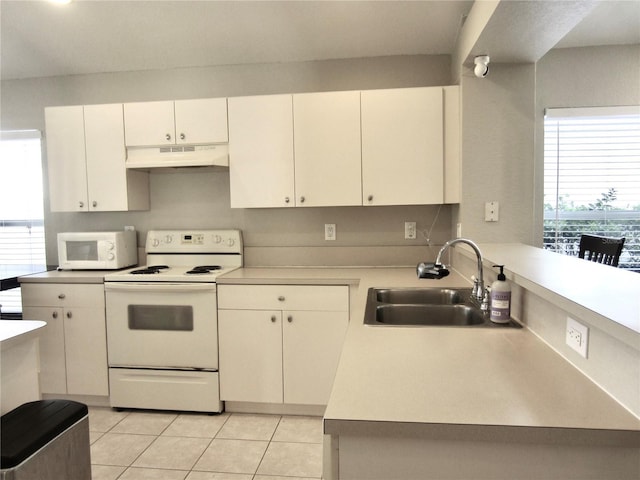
[456,223,462,238]
[325,224,336,241]
[404,222,417,240]
[485,201,499,222]
[566,317,589,358]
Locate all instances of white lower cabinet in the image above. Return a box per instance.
[218,284,349,406]
[21,283,108,396]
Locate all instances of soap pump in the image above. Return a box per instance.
[489,265,511,324]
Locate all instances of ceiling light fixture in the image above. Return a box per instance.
[473,55,490,78]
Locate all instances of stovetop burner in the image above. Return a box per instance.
[186,265,223,274]
[129,265,170,275]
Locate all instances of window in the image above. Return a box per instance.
[543,106,640,271]
[0,130,46,314]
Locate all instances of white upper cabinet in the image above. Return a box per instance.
[45,104,149,212]
[293,91,362,207]
[123,98,228,146]
[361,87,444,206]
[444,86,461,204]
[228,94,295,208]
[45,106,88,212]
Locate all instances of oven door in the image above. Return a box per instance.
[105,282,218,369]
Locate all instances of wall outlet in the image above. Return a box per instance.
[485,201,499,222]
[456,223,462,238]
[124,225,135,231]
[566,317,589,358]
[404,222,417,240]
[325,224,336,241]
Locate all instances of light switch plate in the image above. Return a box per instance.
[485,201,499,222]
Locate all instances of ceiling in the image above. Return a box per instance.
[1,0,638,81]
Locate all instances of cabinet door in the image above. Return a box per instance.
[361,87,444,206]
[175,98,228,144]
[22,307,67,394]
[228,95,295,208]
[123,101,175,146]
[444,86,461,203]
[283,311,349,405]
[293,91,362,206]
[84,103,129,211]
[218,309,283,403]
[45,106,89,212]
[64,306,109,396]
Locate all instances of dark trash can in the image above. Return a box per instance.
[1,400,91,480]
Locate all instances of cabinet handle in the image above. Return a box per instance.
[270,315,277,323]
[66,311,72,319]
[165,133,172,141]
[180,133,185,140]
[287,315,293,323]
[79,201,84,208]
[52,311,58,319]
[92,200,98,208]
[278,296,285,302]
[367,195,374,202]
[58,293,66,299]
[285,197,290,204]
[300,196,305,203]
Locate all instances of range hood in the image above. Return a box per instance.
[126,144,229,169]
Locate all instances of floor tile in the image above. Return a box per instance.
[254,476,318,480]
[162,412,230,438]
[88,407,129,432]
[256,441,323,478]
[193,438,268,474]
[272,416,323,443]
[90,464,126,480]
[90,432,156,466]
[119,467,189,480]
[185,472,253,480]
[133,436,211,470]
[110,411,178,435]
[216,413,280,441]
[90,430,105,445]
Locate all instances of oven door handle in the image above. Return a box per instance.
[104,283,216,293]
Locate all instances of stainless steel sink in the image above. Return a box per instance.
[364,287,521,328]
[375,287,470,305]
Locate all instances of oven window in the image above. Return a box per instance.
[66,241,98,261]
[127,305,194,331]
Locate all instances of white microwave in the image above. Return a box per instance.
[57,231,138,270]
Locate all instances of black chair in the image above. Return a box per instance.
[578,234,625,267]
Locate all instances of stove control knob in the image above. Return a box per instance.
[107,253,115,260]
[165,235,173,244]
[214,235,223,244]
[152,238,160,247]
[227,238,235,247]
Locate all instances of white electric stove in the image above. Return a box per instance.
[104,229,242,413]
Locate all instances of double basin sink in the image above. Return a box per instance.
[364,287,521,328]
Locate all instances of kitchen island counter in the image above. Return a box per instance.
[220,264,640,479]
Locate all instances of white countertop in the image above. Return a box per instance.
[18,269,113,284]
[0,320,46,349]
[218,264,640,447]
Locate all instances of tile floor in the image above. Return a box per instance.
[88,407,324,480]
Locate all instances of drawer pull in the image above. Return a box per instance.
[58,294,66,299]
[287,315,293,323]
[66,311,72,319]
[278,296,285,302]
[270,315,277,323]
[52,311,58,319]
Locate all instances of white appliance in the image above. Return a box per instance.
[57,230,137,270]
[104,229,243,413]
[125,144,229,169]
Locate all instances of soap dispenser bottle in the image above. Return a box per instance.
[490,265,511,324]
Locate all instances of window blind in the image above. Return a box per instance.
[543,106,640,271]
[0,130,46,314]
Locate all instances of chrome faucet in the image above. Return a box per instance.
[417,238,489,311]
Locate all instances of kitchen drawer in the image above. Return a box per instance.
[21,283,105,308]
[217,284,349,311]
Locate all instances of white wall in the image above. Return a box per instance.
[1,55,456,266]
[458,62,536,244]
